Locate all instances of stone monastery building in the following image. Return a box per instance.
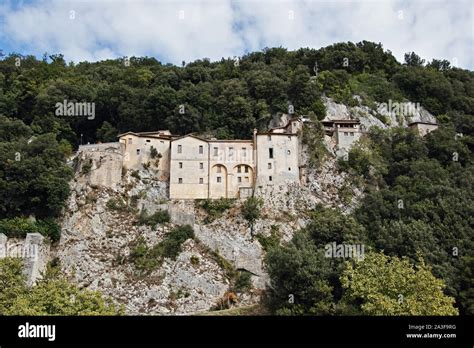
[78,116,371,199]
[118,118,303,200]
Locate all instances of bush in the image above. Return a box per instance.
[233,271,253,293]
[106,198,128,212]
[242,197,263,225]
[255,225,282,252]
[138,209,170,227]
[129,225,195,273]
[131,170,140,180]
[0,217,61,242]
[150,146,158,159]
[81,158,92,175]
[160,225,194,259]
[129,237,162,273]
[198,198,234,223]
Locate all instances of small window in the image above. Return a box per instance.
[136,149,141,155]
[146,139,151,143]
[269,148,274,159]
[245,176,249,183]
[214,147,218,156]
[216,166,221,173]
[199,145,203,154]
[229,147,234,156]
[178,178,183,184]
[178,145,182,153]
[200,162,203,169]
[238,177,242,183]
[238,166,242,173]
[217,177,222,183]
[179,162,183,168]
[288,167,291,171]
[242,148,247,157]
[288,136,291,140]
[287,150,291,155]
[245,166,249,173]
[269,176,272,181]
[128,138,132,144]
[350,132,354,136]
[268,163,272,169]
[160,141,164,144]
[199,178,203,184]
[344,132,348,136]
[267,135,271,141]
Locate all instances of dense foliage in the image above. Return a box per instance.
[265,116,473,315]
[0,258,121,315]
[1,41,473,315]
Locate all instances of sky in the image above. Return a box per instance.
[0,0,472,69]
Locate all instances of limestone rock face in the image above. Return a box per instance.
[322,96,437,131]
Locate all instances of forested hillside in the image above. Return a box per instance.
[0,41,472,315]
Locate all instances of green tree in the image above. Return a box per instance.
[340,252,458,315]
[0,258,121,315]
[265,231,336,315]
[96,121,118,142]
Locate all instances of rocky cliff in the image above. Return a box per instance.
[51,97,434,315]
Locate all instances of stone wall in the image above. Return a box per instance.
[0,233,50,286]
[77,142,124,188]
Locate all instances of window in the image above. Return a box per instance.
[242,148,247,157]
[268,163,272,169]
[237,166,241,173]
[287,150,291,155]
[128,138,132,144]
[267,135,271,141]
[245,166,249,173]
[146,139,151,143]
[269,176,272,181]
[216,166,221,173]
[245,176,249,183]
[178,178,183,184]
[229,147,234,156]
[160,141,164,144]
[199,145,203,154]
[217,177,222,183]
[199,178,203,184]
[238,177,242,183]
[200,162,203,169]
[179,162,183,168]
[288,167,291,171]
[344,132,348,136]
[288,136,291,140]
[178,145,182,153]
[350,132,354,136]
[136,149,141,155]
[269,148,274,159]
[214,147,218,156]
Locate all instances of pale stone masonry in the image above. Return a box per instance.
[77,116,366,199]
[408,121,438,136]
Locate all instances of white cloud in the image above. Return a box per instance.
[0,0,472,69]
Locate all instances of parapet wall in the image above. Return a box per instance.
[77,142,124,188]
[0,233,50,286]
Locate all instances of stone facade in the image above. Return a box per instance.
[408,121,438,136]
[323,119,362,152]
[0,233,50,286]
[119,131,171,181]
[77,142,124,188]
[79,116,362,199]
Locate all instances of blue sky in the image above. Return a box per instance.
[0,0,473,69]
